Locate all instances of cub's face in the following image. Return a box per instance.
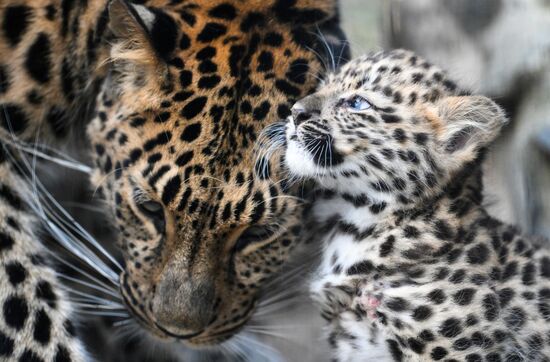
[87,0,345,347]
[283,50,506,207]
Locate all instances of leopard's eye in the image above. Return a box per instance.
[346,95,371,111]
[137,200,165,231]
[234,224,279,252]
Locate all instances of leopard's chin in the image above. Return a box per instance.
[284,139,327,179]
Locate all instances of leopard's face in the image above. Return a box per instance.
[284,50,506,207]
[86,0,343,346]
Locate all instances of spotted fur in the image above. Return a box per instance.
[279,49,550,361]
[0,0,348,358]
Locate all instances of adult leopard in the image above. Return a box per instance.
[0,0,348,360]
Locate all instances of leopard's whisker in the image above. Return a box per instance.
[57,273,120,299]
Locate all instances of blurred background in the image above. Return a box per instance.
[47,0,550,360]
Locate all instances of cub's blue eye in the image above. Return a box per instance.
[346,95,371,111]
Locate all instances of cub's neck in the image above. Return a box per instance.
[312,162,487,234]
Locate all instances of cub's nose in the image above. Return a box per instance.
[293,108,313,126]
[151,269,216,335]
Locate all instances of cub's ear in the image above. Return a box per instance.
[109,0,178,65]
[437,95,507,164]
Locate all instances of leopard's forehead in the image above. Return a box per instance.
[323,50,461,99]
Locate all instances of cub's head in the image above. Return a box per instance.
[283,49,507,207]
[87,0,346,347]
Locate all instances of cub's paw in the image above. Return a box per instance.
[354,280,388,320]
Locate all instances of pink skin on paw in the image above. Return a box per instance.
[359,293,382,319]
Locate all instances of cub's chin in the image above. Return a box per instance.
[284,139,323,179]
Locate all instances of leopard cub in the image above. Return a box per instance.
[276,49,550,361]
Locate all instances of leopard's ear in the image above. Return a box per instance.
[437,96,507,166]
[108,0,178,66]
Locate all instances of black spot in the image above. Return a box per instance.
[540,256,550,278]
[386,339,403,362]
[503,261,518,281]
[466,243,490,264]
[414,132,428,145]
[0,64,9,94]
[249,192,266,224]
[33,309,51,345]
[412,305,432,321]
[180,123,202,142]
[277,104,291,119]
[52,345,71,362]
[3,295,28,330]
[198,75,221,89]
[439,318,462,338]
[0,104,29,134]
[370,202,387,214]
[253,101,271,121]
[379,235,395,257]
[428,289,446,304]
[25,33,52,83]
[264,32,283,46]
[60,58,75,101]
[19,349,44,362]
[382,114,401,123]
[386,297,409,311]
[161,175,181,205]
[181,97,207,119]
[346,260,374,275]
[366,154,384,170]
[453,337,472,351]
[144,132,172,152]
[453,288,476,305]
[417,331,434,343]
[465,353,482,362]
[497,288,515,307]
[0,231,15,252]
[197,22,227,42]
[434,219,453,240]
[5,261,27,286]
[175,151,193,166]
[36,280,57,308]
[45,5,56,20]
[3,6,32,46]
[179,70,193,88]
[521,262,536,285]
[240,12,265,32]
[408,337,425,354]
[286,59,308,84]
[0,330,14,356]
[431,346,448,360]
[275,79,301,97]
[393,128,407,142]
[257,51,274,72]
[150,10,178,59]
[404,225,419,238]
[504,307,526,331]
[482,293,500,321]
[449,269,466,283]
[179,32,191,50]
[173,91,193,102]
[208,3,236,19]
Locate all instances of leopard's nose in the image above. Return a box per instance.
[151,270,216,336]
[293,109,313,126]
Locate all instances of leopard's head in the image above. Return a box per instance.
[87,0,346,346]
[283,49,507,208]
